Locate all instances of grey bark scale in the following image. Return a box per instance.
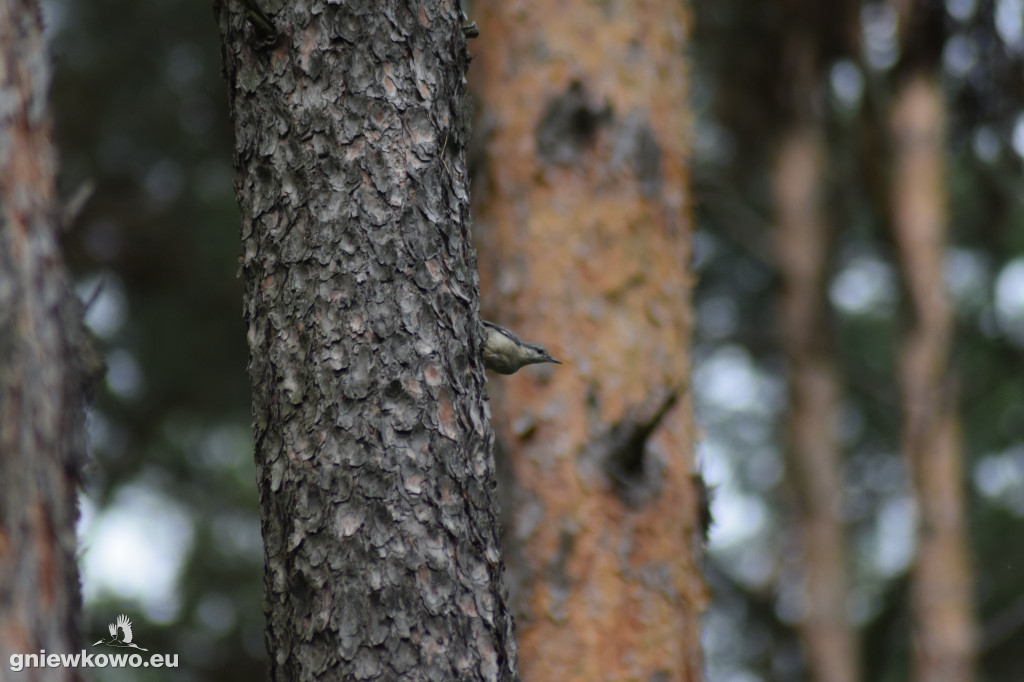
[215,2,519,681]
[0,0,86,678]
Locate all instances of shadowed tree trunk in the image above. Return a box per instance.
[890,72,976,682]
[0,0,87,679]
[469,2,704,680]
[215,3,519,680]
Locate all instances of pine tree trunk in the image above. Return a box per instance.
[215,3,519,680]
[890,72,976,682]
[0,0,86,678]
[773,125,859,682]
[469,2,704,680]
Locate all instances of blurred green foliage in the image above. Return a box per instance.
[49,0,262,678]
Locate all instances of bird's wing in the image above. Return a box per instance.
[116,614,134,643]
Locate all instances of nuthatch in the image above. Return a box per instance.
[481,320,561,375]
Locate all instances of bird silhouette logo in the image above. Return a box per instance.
[92,614,149,651]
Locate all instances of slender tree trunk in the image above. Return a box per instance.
[470,3,704,680]
[890,73,976,682]
[215,3,518,680]
[0,0,86,679]
[773,125,859,682]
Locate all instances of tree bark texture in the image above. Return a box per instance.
[469,2,704,680]
[773,127,859,682]
[890,73,976,682]
[216,3,519,681]
[0,0,86,679]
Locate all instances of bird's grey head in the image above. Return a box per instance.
[521,342,561,367]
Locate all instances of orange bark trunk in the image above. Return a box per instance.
[470,2,704,680]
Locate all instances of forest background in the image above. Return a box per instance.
[37,0,1024,680]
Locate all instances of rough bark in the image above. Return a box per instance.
[215,2,518,681]
[890,73,976,682]
[470,2,704,680]
[0,0,86,679]
[773,126,859,682]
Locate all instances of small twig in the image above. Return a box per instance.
[82,278,106,314]
[440,132,449,175]
[239,0,277,42]
[62,180,95,232]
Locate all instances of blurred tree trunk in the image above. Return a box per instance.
[773,122,859,682]
[770,23,859,681]
[470,3,704,681]
[0,0,87,678]
[889,72,976,682]
[215,3,519,680]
